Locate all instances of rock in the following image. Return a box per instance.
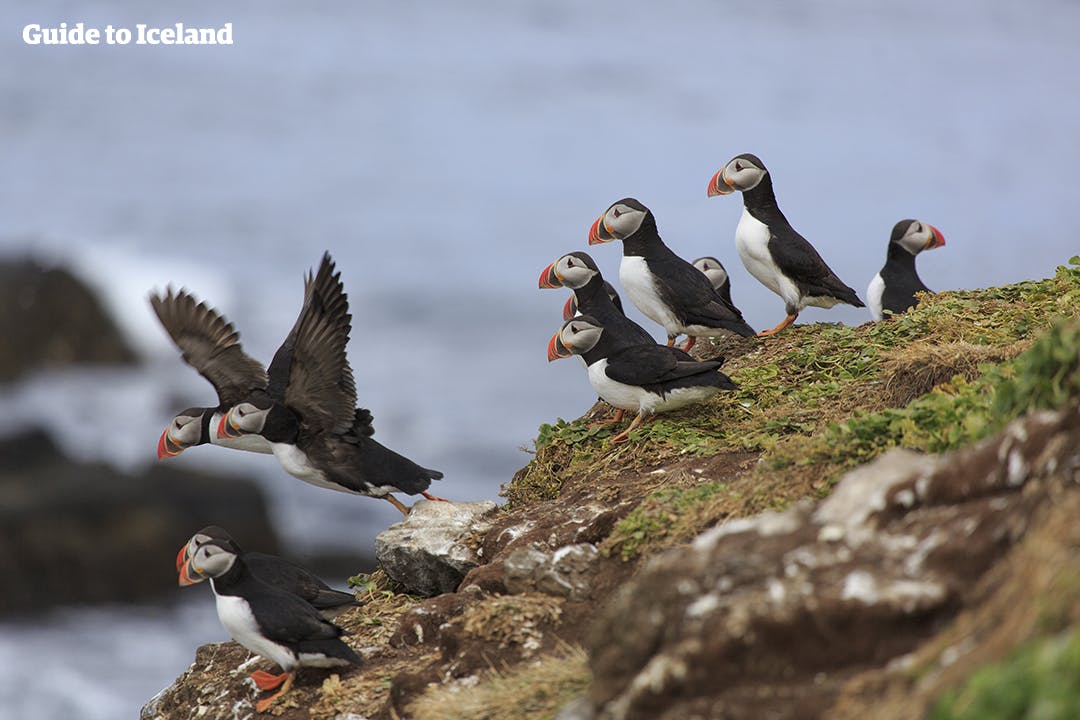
[375,500,498,597]
[585,406,1080,720]
[0,258,137,383]
[0,426,279,616]
[505,543,600,599]
[555,696,597,720]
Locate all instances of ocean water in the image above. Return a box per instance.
[2,0,1079,716]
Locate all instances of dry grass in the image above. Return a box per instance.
[406,644,590,720]
[878,340,1030,407]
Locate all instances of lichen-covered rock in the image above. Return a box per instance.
[505,543,600,599]
[0,257,137,383]
[375,500,498,596]
[586,406,1079,720]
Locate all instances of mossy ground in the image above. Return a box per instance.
[505,258,1080,561]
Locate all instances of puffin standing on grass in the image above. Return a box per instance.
[150,288,274,459]
[867,219,946,320]
[540,251,695,426]
[218,253,445,516]
[547,314,738,443]
[708,153,864,336]
[588,198,756,350]
[178,526,358,617]
[178,538,363,712]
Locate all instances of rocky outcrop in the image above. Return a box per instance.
[0,258,137,383]
[0,427,279,615]
[585,405,1080,720]
[375,500,499,596]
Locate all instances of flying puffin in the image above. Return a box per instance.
[547,315,738,443]
[588,198,756,351]
[218,253,445,516]
[563,279,623,320]
[150,288,274,459]
[708,153,864,336]
[867,219,946,321]
[178,538,363,712]
[178,526,357,617]
[692,256,735,307]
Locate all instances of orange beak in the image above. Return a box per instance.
[217,411,241,440]
[927,225,946,250]
[562,295,577,321]
[538,262,562,289]
[547,331,572,362]
[707,168,735,197]
[157,428,183,460]
[176,544,188,573]
[177,546,203,587]
[587,216,610,245]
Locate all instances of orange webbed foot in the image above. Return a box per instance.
[250,670,288,691]
[254,670,295,712]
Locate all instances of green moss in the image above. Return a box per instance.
[602,482,726,561]
[776,313,1080,485]
[503,257,1080,515]
[931,628,1080,720]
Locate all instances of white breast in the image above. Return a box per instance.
[586,359,720,416]
[215,593,297,671]
[867,272,885,321]
[619,255,683,336]
[587,359,650,413]
[271,443,336,490]
[734,208,802,311]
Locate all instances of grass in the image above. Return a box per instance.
[930,629,1080,720]
[506,258,1080,510]
[601,482,726,561]
[406,644,590,720]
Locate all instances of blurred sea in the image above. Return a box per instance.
[1,1,1079,717]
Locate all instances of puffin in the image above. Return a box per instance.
[150,288,274,459]
[177,526,357,617]
[563,279,623,320]
[178,538,363,712]
[692,256,735,307]
[540,251,695,426]
[867,219,946,321]
[708,153,864,336]
[587,198,756,351]
[547,314,738,443]
[218,253,445,516]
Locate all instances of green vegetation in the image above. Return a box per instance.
[507,258,1080,509]
[931,629,1080,720]
[602,482,726,560]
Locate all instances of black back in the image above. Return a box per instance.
[211,555,362,665]
[880,242,931,314]
[738,167,864,310]
[617,202,756,337]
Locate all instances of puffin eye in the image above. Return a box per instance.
[734,161,744,172]
[612,207,623,218]
[175,420,182,429]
